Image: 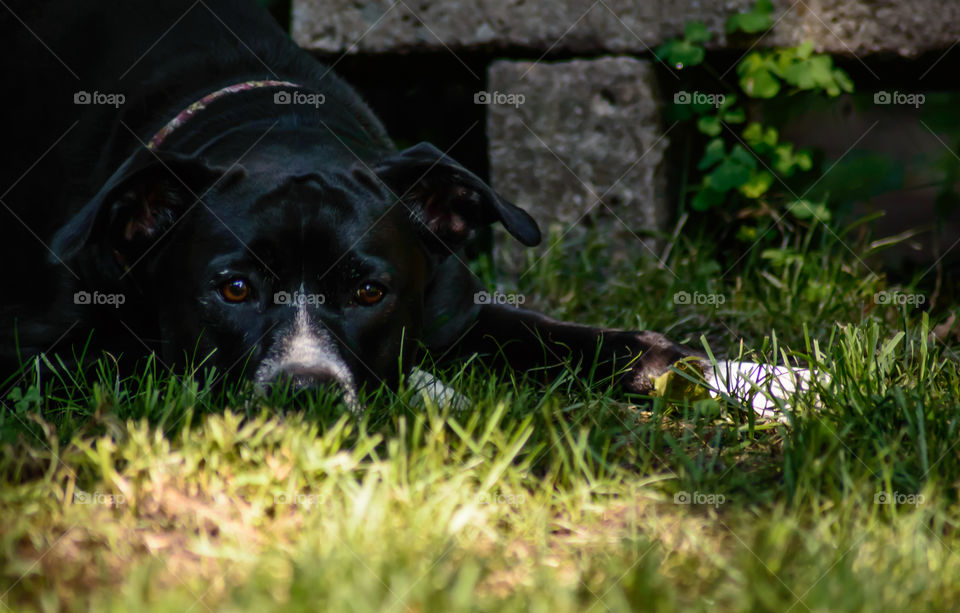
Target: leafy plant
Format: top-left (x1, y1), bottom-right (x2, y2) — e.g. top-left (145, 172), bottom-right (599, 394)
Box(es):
top-left (658, 0), bottom-right (854, 240)
top-left (725, 0), bottom-right (776, 35)
top-left (658, 21), bottom-right (712, 70)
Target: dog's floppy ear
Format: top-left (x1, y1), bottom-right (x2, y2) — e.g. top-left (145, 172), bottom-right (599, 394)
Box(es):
top-left (51, 151), bottom-right (226, 263)
top-left (374, 142), bottom-right (541, 252)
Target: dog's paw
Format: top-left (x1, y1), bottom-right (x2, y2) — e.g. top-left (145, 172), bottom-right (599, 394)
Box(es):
top-left (605, 330), bottom-right (706, 395)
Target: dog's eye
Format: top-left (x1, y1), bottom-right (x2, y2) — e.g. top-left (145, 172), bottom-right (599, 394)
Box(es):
top-left (219, 278), bottom-right (252, 303)
top-left (355, 282), bottom-right (385, 306)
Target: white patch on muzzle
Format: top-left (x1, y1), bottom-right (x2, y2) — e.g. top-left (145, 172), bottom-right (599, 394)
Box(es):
top-left (254, 304), bottom-right (360, 412)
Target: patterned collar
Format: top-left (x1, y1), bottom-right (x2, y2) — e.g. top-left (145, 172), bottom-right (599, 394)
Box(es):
top-left (147, 79), bottom-right (301, 150)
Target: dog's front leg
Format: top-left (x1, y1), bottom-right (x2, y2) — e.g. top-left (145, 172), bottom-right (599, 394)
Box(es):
top-left (446, 304), bottom-right (704, 394)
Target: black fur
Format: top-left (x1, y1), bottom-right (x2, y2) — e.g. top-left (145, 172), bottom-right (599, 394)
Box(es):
top-left (0, 0), bottom-right (701, 398)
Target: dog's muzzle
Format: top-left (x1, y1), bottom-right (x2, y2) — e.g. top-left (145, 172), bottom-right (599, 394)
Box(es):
top-left (253, 307), bottom-right (360, 412)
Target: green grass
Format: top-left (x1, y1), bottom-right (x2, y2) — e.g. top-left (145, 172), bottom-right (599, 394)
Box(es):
top-left (2, 218), bottom-right (959, 612)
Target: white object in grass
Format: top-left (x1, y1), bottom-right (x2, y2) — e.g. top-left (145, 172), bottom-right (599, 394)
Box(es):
top-left (407, 368), bottom-right (470, 411)
top-left (705, 360), bottom-right (828, 420)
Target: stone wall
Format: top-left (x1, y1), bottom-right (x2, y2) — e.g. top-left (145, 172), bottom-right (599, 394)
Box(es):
top-left (293, 1), bottom-right (960, 57)
top-left (486, 57), bottom-right (668, 270)
top-left (292, 0), bottom-right (960, 272)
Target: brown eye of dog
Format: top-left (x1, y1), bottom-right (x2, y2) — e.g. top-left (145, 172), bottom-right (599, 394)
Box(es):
top-left (220, 278), bottom-right (251, 303)
top-left (355, 282), bottom-right (385, 306)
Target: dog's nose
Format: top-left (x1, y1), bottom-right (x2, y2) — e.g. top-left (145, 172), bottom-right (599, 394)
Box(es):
top-left (262, 364), bottom-right (362, 413)
top-left (254, 357), bottom-right (362, 413)
top-left (275, 365), bottom-right (340, 391)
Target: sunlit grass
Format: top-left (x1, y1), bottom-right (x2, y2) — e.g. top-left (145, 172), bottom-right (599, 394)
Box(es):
top-left (1, 219), bottom-right (959, 611)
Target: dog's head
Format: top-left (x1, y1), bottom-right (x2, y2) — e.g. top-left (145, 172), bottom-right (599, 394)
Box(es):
top-left (52, 136), bottom-right (540, 406)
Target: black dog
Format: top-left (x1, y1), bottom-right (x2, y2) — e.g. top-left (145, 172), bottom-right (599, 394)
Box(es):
top-left (0, 0), bottom-right (700, 404)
